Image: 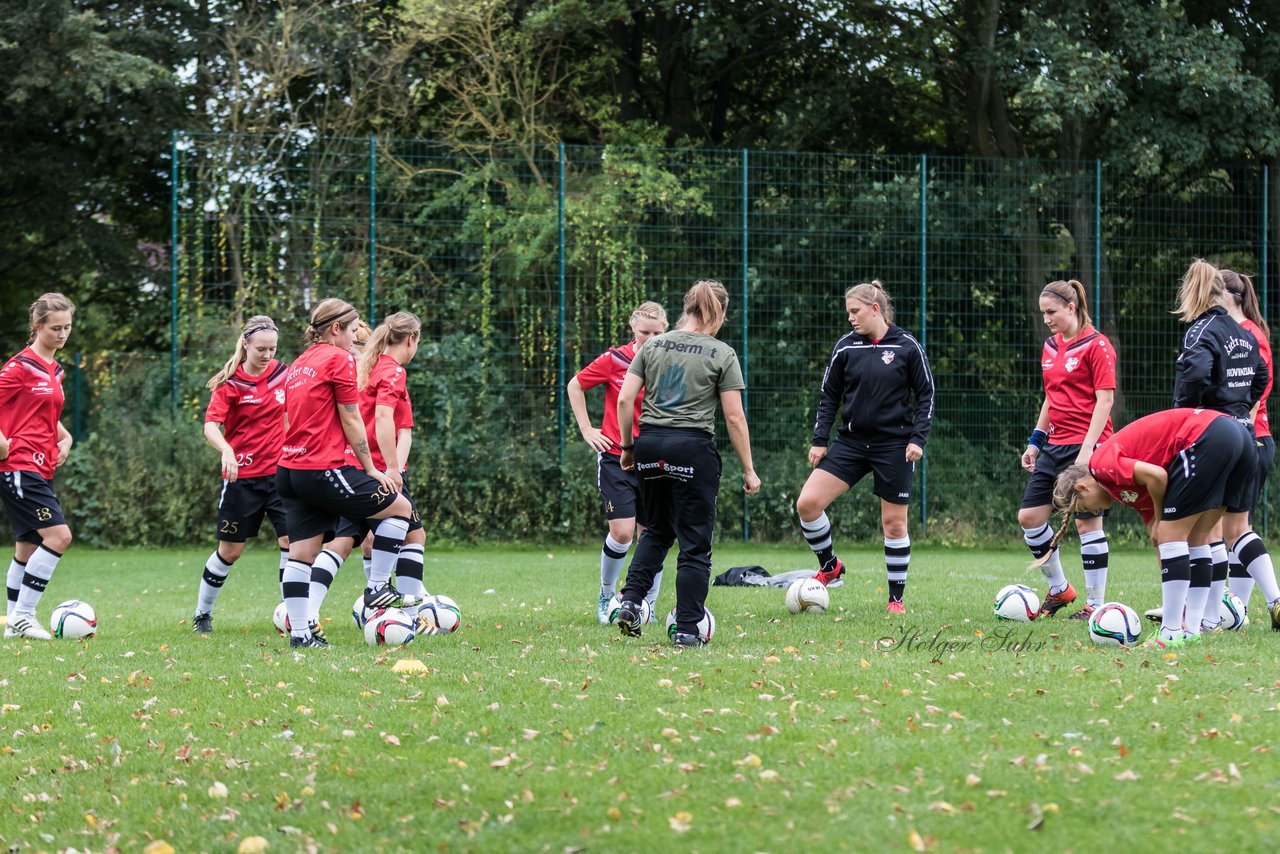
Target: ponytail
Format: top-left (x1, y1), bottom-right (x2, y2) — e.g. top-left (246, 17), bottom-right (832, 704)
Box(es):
top-left (845, 280), bottom-right (894, 324)
top-left (1221, 270), bottom-right (1269, 336)
top-left (1040, 279), bottom-right (1092, 330)
top-left (304, 298), bottom-right (358, 346)
top-left (207, 315), bottom-right (277, 389)
top-left (678, 279), bottom-right (729, 334)
top-left (358, 311), bottom-right (421, 390)
top-left (1174, 260), bottom-right (1224, 323)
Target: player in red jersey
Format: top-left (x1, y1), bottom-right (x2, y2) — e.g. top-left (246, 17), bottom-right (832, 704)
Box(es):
top-left (1018, 280), bottom-right (1116, 621)
top-left (276, 298), bottom-right (416, 649)
top-left (1051, 407), bottom-right (1256, 648)
top-left (1221, 270), bottom-right (1280, 623)
top-left (567, 301), bottom-right (668, 623)
top-left (192, 316), bottom-right (290, 634)
top-left (1, 293), bottom-right (76, 640)
top-left (307, 312), bottom-right (423, 625)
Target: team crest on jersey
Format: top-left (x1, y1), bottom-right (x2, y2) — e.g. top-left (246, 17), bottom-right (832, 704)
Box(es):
top-left (1064, 357), bottom-right (1079, 373)
top-left (275, 388), bottom-right (285, 404)
top-left (881, 351), bottom-right (895, 365)
top-left (1120, 490), bottom-right (1138, 504)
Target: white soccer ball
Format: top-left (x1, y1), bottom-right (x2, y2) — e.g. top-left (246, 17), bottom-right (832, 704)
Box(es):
top-left (785, 578), bottom-right (829, 614)
top-left (993, 584), bottom-right (1040, 622)
top-left (272, 601), bottom-right (291, 635)
top-left (364, 607), bottom-right (417, 646)
top-left (664, 604), bottom-right (716, 643)
top-left (1219, 592), bottom-right (1248, 631)
top-left (602, 595), bottom-right (655, 625)
top-left (351, 594), bottom-right (379, 630)
top-left (417, 594), bottom-right (461, 635)
top-left (50, 600), bottom-right (97, 639)
top-left (1087, 602), bottom-right (1142, 646)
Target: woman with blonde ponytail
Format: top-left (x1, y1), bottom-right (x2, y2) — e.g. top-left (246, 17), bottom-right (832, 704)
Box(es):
top-left (567, 300), bottom-right (669, 624)
top-left (1054, 407), bottom-right (1256, 649)
top-left (193, 316), bottom-right (291, 634)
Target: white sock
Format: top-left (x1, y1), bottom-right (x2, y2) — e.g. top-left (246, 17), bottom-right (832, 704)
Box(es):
top-left (6, 558), bottom-right (25, 618)
top-left (1079, 530), bottom-right (1108, 607)
top-left (600, 534), bottom-right (631, 596)
top-left (282, 559), bottom-right (312, 638)
top-left (15, 545), bottom-right (60, 616)
top-left (1024, 524), bottom-right (1067, 593)
top-left (308, 549), bottom-right (343, 623)
top-left (1234, 531), bottom-right (1280, 604)
top-left (369, 518), bottom-right (410, 588)
top-left (1158, 541), bottom-right (1190, 639)
top-left (1228, 555), bottom-right (1256, 610)
top-left (362, 555), bottom-right (373, 584)
top-left (645, 569), bottom-right (664, 609)
top-left (278, 548), bottom-right (289, 582)
top-left (395, 543), bottom-right (426, 602)
top-left (196, 550), bottom-right (232, 615)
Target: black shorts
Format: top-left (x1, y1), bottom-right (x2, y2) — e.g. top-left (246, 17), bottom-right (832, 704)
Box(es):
top-left (215, 475), bottom-right (287, 542)
top-left (597, 453), bottom-right (638, 520)
top-left (0, 470), bottom-right (66, 544)
top-left (816, 439), bottom-right (914, 504)
top-left (1162, 417), bottom-right (1253, 520)
top-left (330, 470), bottom-right (422, 544)
top-left (276, 466), bottom-right (402, 541)
top-left (1253, 435), bottom-right (1275, 514)
top-left (1021, 443), bottom-right (1106, 519)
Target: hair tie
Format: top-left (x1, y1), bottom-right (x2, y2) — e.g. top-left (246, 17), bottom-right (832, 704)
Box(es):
top-left (243, 324), bottom-right (276, 340)
top-left (310, 307), bottom-right (355, 330)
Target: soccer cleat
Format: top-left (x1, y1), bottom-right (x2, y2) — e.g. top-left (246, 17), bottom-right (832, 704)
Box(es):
top-left (1067, 603), bottom-right (1096, 622)
top-left (289, 632), bottom-right (329, 649)
top-left (363, 583), bottom-right (420, 612)
top-left (814, 557), bottom-right (845, 587)
top-left (1139, 631), bottom-right (1185, 651)
top-left (886, 600), bottom-right (905, 616)
top-left (308, 619), bottom-right (326, 640)
top-left (4, 614), bottom-right (51, 640)
top-left (1181, 632), bottom-right (1204, 645)
top-left (1035, 583), bottom-right (1077, 619)
top-left (1270, 599), bottom-right (1280, 632)
top-left (671, 631), bottom-right (706, 648)
top-left (596, 593), bottom-right (613, 625)
top-left (1143, 606), bottom-right (1163, 624)
top-left (192, 612), bottom-right (214, 634)
top-left (645, 601), bottom-right (660, 623)
top-left (616, 600), bottom-right (643, 638)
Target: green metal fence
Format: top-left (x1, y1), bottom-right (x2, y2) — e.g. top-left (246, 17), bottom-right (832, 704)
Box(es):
top-left (162, 133), bottom-right (1276, 543)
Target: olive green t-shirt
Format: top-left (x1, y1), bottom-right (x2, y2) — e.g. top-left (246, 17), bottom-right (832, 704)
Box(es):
top-left (629, 330), bottom-right (745, 433)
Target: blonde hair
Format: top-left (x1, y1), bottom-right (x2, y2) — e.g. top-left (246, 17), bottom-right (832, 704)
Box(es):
top-left (1174, 260), bottom-right (1224, 323)
top-left (29, 293), bottom-right (76, 343)
top-left (1041, 279), bottom-right (1092, 330)
top-left (358, 311), bottom-right (421, 390)
top-left (206, 315), bottom-right (278, 389)
top-left (845, 280), bottom-right (894, 324)
top-left (304, 298), bottom-right (359, 346)
top-left (1030, 464), bottom-right (1093, 564)
top-left (630, 300), bottom-right (669, 332)
top-left (678, 279), bottom-right (729, 333)
top-left (354, 320), bottom-right (373, 346)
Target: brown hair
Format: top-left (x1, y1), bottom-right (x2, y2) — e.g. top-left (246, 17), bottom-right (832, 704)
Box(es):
top-left (845, 280), bottom-right (894, 324)
top-left (29, 292), bottom-right (76, 343)
top-left (1174, 260), bottom-right (1224, 323)
top-left (678, 279), bottom-right (729, 334)
top-left (1221, 270), bottom-right (1269, 336)
top-left (1040, 279), bottom-right (1092, 330)
top-left (304, 298), bottom-right (359, 346)
top-left (630, 300), bottom-right (669, 332)
top-left (358, 311), bottom-right (421, 390)
top-left (1027, 464), bottom-right (1093, 566)
top-left (207, 315), bottom-right (278, 389)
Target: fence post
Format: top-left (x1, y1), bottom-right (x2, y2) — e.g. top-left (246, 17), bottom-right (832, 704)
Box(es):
top-left (1094, 159), bottom-right (1102, 325)
top-left (368, 137), bottom-right (377, 325)
top-left (741, 148), bottom-right (750, 541)
top-left (558, 142), bottom-right (567, 526)
top-left (170, 130), bottom-right (180, 416)
top-left (1263, 165), bottom-right (1270, 536)
top-left (918, 154), bottom-right (928, 536)
top-left (72, 352), bottom-right (83, 441)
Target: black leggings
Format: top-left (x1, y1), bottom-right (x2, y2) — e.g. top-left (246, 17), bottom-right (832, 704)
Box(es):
top-left (622, 426), bottom-right (722, 634)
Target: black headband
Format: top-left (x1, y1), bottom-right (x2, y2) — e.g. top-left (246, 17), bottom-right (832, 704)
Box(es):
top-left (309, 307), bottom-right (357, 330)
top-left (1041, 287), bottom-right (1074, 302)
top-left (243, 324), bottom-right (276, 340)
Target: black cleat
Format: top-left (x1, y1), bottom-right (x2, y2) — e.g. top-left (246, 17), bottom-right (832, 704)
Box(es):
top-left (616, 600), bottom-right (643, 638)
top-left (364, 583), bottom-right (421, 612)
top-left (671, 631), bottom-right (706, 648)
top-left (192, 612), bottom-right (213, 634)
top-left (289, 632), bottom-right (329, 649)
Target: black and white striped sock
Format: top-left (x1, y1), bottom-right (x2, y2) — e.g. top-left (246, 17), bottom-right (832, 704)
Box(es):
top-left (196, 550), bottom-right (232, 615)
top-left (369, 517), bottom-right (410, 588)
top-left (800, 512), bottom-right (836, 568)
top-left (885, 536), bottom-right (910, 601)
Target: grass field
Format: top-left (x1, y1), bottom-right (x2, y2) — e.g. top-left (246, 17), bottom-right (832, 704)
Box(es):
top-left (2, 542), bottom-right (1279, 852)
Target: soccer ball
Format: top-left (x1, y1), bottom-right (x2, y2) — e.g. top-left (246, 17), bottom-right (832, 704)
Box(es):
top-left (1219, 592), bottom-right (1248, 631)
top-left (1087, 602), bottom-right (1142, 646)
top-left (602, 595), bottom-right (653, 625)
top-left (351, 594), bottom-right (380, 630)
top-left (664, 604), bottom-right (716, 643)
top-left (785, 578), bottom-right (829, 614)
top-left (364, 607), bottom-right (417, 646)
top-left (418, 595), bottom-right (461, 635)
top-left (993, 584), bottom-right (1040, 622)
top-left (50, 600), bottom-right (97, 639)
top-left (272, 601), bottom-right (291, 635)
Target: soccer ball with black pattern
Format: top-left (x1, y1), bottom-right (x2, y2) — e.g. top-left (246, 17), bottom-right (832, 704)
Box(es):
top-left (1087, 602), bottom-right (1142, 647)
top-left (50, 600), bottom-right (97, 639)
top-left (785, 578), bottom-right (829, 614)
top-left (272, 601), bottom-right (292, 635)
top-left (663, 605), bottom-right (715, 644)
top-left (364, 607), bottom-right (417, 646)
top-left (417, 594), bottom-right (461, 635)
top-left (993, 584), bottom-right (1039, 622)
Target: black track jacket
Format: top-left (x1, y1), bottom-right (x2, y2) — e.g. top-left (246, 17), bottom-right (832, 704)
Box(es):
top-left (1173, 306), bottom-right (1269, 425)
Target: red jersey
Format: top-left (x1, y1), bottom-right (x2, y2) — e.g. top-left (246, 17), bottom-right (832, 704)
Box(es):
top-left (361, 354), bottom-right (413, 471)
top-left (574, 341), bottom-right (644, 455)
top-left (0, 347), bottom-right (65, 481)
top-left (1240, 318), bottom-right (1272, 439)
top-left (205, 360), bottom-right (289, 478)
top-left (1088, 408), bottom-right (1226, 523)
top-left (1041, 326), bottom-right (1116, 445)
top-left (279, 344), bottom-right (359, 470)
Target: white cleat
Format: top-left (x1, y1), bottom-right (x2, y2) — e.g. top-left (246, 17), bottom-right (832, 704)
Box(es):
top-left (4, 614), bottom-right (52, 640)
top-left (1143, 606), bottom-right (1163, 624)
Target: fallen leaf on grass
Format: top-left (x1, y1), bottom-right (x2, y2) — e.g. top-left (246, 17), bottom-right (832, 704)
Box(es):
top-left (237, 837), bottom-right (269, 853)
top-left (392, 659), bottom-right (427, 674)
top-left (1114, 769), bottom-right (1139, 781)
top-left (669, 811), bottom-right (693, 832)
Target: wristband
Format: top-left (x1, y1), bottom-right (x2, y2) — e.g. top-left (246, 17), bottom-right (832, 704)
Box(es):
top-left (619, 444), bottom-right (634, 451)
top-left (1027, 428), bottom-right (1048, 451)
